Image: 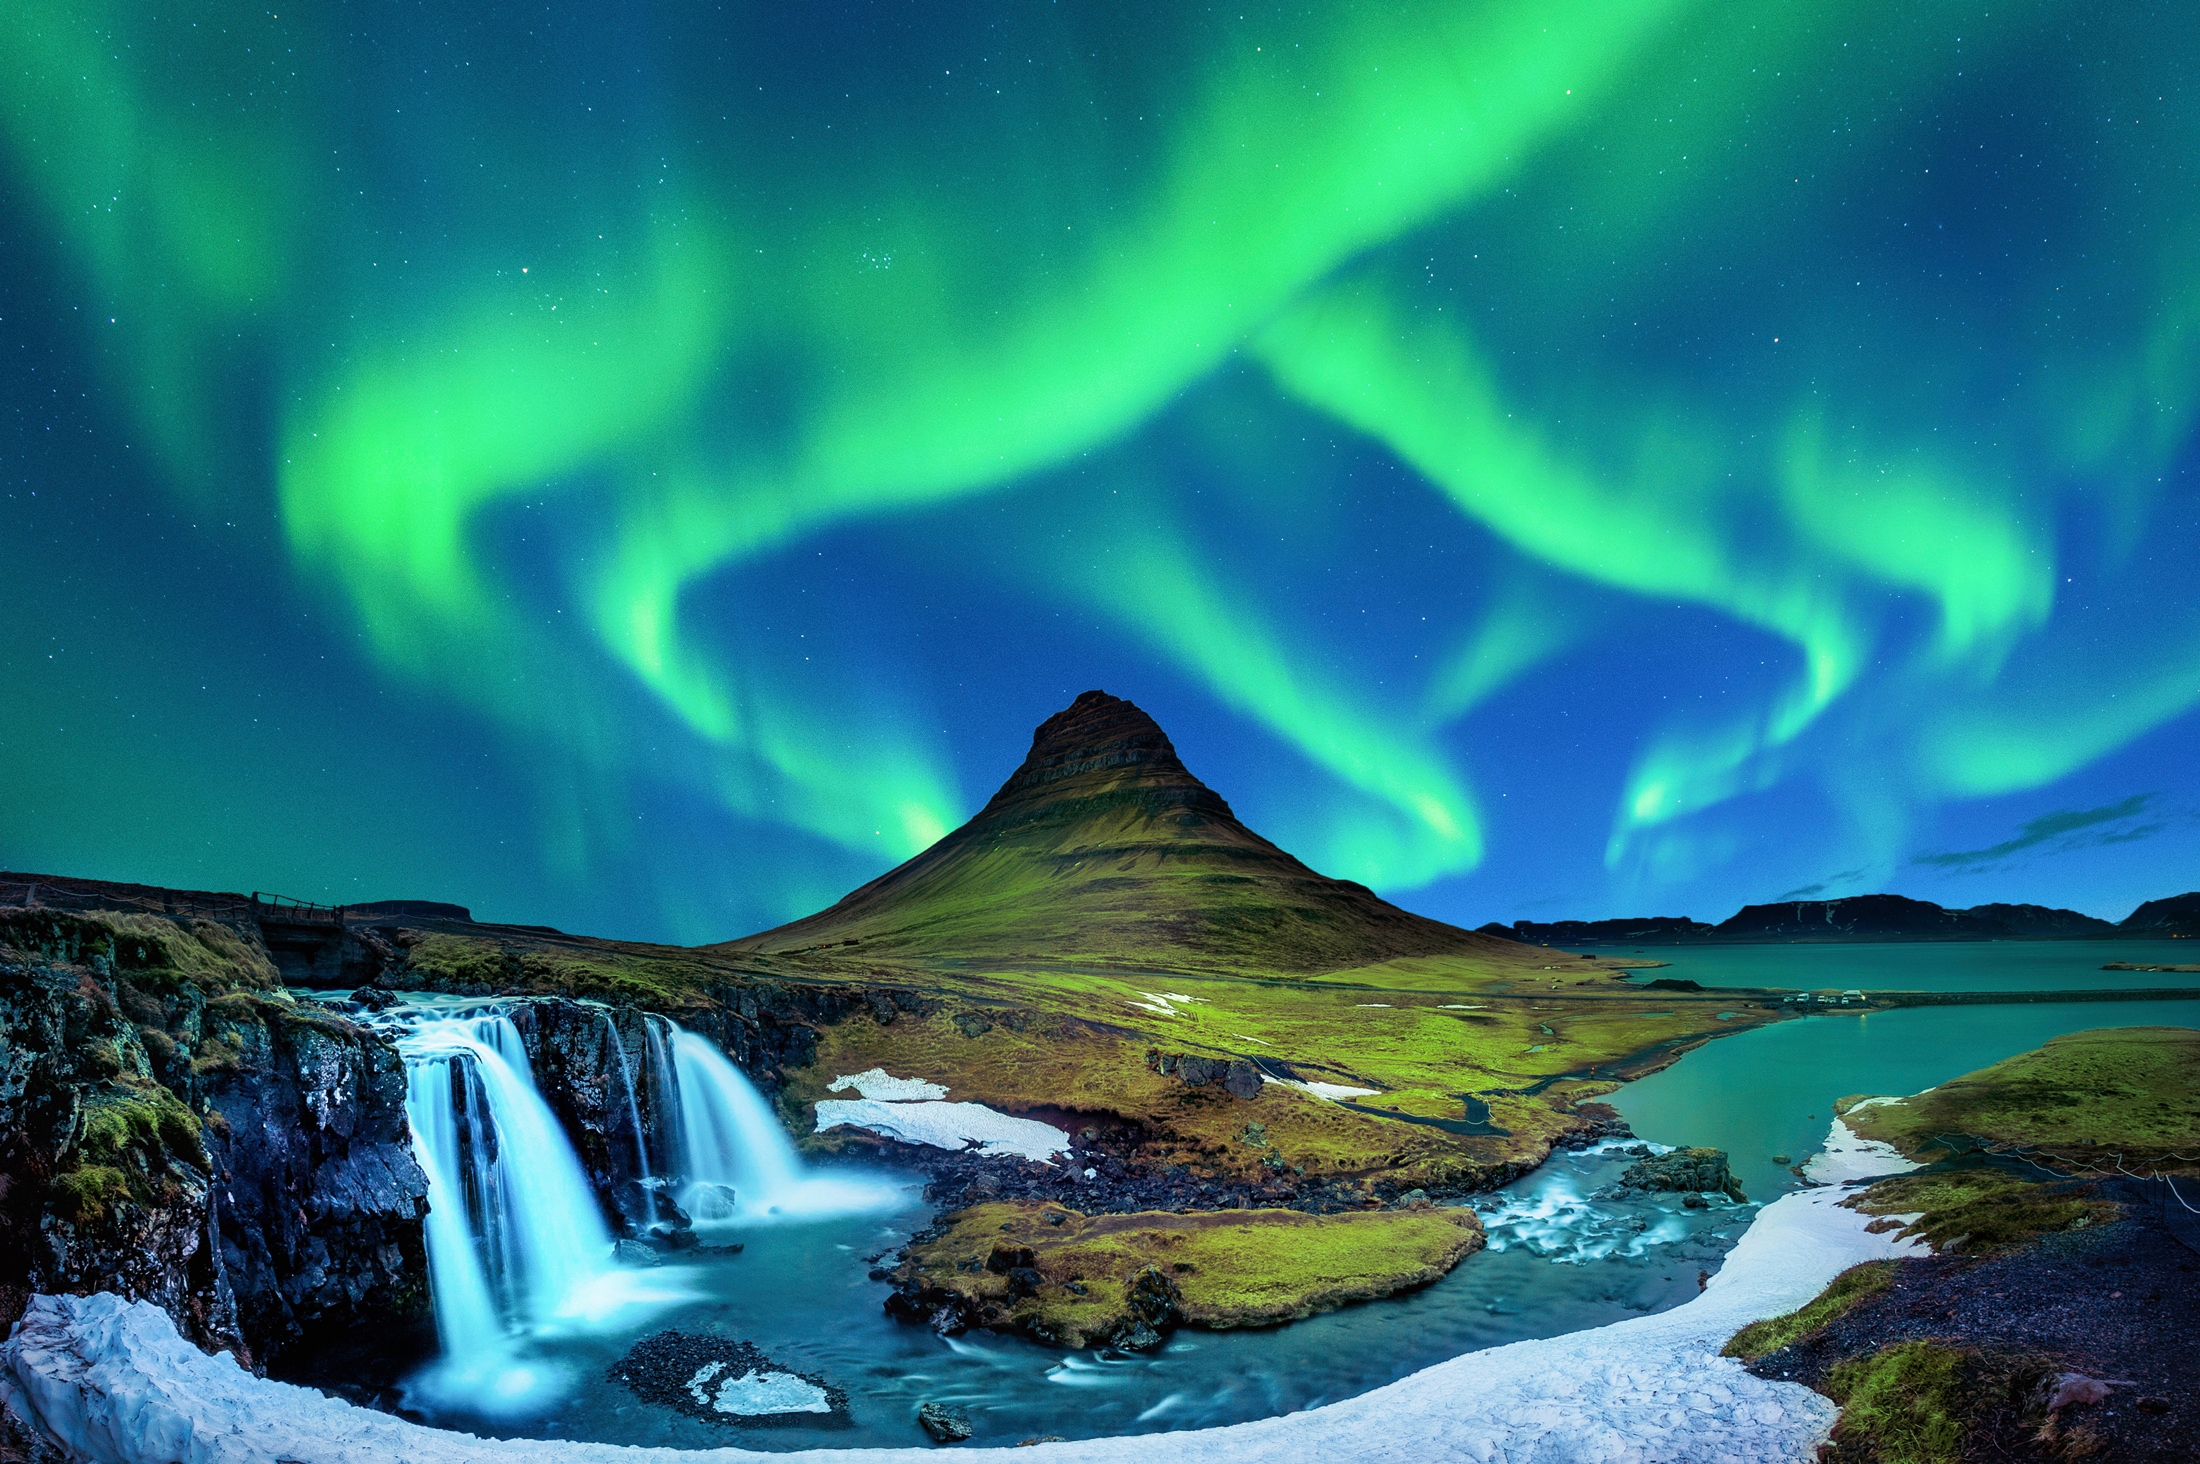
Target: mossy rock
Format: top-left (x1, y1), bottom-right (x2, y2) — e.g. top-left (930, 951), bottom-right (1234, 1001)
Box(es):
top-left (896, 1200), bottom-right (1483, 1348)
top-left (1822, 1340), bottom-right (1971, 1464)
top-left (1843, 1170), bottom-right (2113, 1253)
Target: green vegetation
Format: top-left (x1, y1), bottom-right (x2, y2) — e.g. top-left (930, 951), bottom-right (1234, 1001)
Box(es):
top-left (386, 696), bottom-right (1789, 1192)
top-left (1722, 1260), bottom-right (1895, 1360)
top-left (1821, 1341), bottom-right (1970, 1464)
top-left (75, 1084), bottom-right (205, 1170)
top-left (48, 1165), bottom-right (129, 1224)
top-left (1842, 1026), bottom-right (2200, 1171)
top-left (1844, 1170), bottom-right (2114, 1253)
top-left (898, 1200), bottom-right (1483, 1348)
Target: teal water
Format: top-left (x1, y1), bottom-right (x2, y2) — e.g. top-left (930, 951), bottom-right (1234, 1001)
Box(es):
top-left (1607, 939), bottom-right (2200, 992)
top-left (400, 975), bottom-right (2199, 1448)
top-left (1613, 999), bottom-right (2200, 1204)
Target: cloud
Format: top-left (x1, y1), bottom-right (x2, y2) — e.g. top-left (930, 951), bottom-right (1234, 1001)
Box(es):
top-left (1911, 794), bottom-right (2157, 872)
top-left (1774, 867), bottom-right (1869, 901)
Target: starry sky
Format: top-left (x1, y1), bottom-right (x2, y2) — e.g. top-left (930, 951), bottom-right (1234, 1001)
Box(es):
top-left (4, 1), bottom-right (2198, 944)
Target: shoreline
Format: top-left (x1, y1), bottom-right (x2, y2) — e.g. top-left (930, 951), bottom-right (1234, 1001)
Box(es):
top-left (3, 1137), bottom-right (1920, 1463)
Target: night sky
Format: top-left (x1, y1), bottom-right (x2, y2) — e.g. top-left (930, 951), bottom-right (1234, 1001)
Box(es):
top-left (4, 2), bottom-right (2197, 943)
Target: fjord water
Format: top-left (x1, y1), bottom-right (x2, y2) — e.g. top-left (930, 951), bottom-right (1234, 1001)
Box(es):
top-left (1617, 938), bottom-right (2200, 992)
top-left (1612, 997), bottom-right (2200, 1207)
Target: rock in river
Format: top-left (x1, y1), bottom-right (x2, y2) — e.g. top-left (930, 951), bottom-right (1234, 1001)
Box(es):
top-left (1618, 1146), bottom-right (1747, 1202)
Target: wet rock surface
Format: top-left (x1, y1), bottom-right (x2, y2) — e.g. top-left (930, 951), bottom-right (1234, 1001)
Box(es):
top-left (1748, 1178), bottom-right (2197, 1462)
top-left (915, 1400), bottom-right (973, 1442)
top-left (609, 1330), bottom-right (849, 1427)
top-left (0, 908), bottom-right (428, 1371)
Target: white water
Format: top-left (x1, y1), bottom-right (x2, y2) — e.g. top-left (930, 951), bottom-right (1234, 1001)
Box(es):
top-left (601, 1010), bottom-right (655, 1201)
top-left (396, 1009), bottom-right (693, 1412)
top-left (665, 1026), bottom-right (897, 1222)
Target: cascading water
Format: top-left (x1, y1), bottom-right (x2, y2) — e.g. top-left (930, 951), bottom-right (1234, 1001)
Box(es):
top-left (392, 1003), bottom-right (691, 1411)
top-left (660, 1021), bottom-right (898, 1222)
top-left (670, 1028), bottom-right (805, 1217)
top-left (599, 1010), bottom-right (658, 1219)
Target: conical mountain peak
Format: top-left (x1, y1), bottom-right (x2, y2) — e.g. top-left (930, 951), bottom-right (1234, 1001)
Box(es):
top-left (965, 690), bottom-right (1242, 837)
top-left (718, 692), bottom-right (1511, 973)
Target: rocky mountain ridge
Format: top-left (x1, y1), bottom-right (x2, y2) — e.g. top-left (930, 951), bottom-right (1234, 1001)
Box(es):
top-left (1484, 890), bottom-right (2200, 946)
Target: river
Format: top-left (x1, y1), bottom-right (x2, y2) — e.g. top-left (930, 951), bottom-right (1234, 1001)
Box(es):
top-left (401, 963), bottom-right (2199, 1451)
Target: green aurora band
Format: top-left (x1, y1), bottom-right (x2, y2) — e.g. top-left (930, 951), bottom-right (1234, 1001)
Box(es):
top-left (5, 0), bottom-right (2198, 920)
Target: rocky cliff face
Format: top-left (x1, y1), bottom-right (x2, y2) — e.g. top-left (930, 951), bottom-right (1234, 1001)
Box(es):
top-left (0, 909), bottom-right (427, 1371)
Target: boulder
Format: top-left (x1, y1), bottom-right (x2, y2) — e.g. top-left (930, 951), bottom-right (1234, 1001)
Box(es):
top-left (917, 1401), bottom-right (974, 1442)
top-left (1617, 1147), bottom-right (1746, 1202)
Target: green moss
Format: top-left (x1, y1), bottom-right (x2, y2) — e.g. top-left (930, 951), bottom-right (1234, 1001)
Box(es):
top-left (84, 912), bottom-right (279, 992)
top-left (74, 1084), bottom-right (205, 1170)
top-left (1823, 1341), bottom-right (1969, 1464)
top-left (901, 1201), bottom-right (1484, 1347)
top-left (1845, 1170), bottom-right (2114, 1252)
top-left (50, 1165), bottom-right (130, 1224)
top-left (1843, 1026), bottom-right (2200, 1170)
top-left (1723, 1260), bottom-right (1896, 1360)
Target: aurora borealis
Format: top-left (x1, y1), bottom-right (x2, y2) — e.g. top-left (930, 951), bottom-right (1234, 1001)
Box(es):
top-left (3, 1), bottom-right (2197, 941)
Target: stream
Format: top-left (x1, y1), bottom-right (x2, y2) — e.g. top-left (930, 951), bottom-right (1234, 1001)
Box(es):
top-left (362, 951), bottom-right (2199, 1451)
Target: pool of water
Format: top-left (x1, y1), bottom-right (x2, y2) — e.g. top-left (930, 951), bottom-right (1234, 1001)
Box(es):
top-left (1609, 939), bottom-right (2200, 992)
top-left (411, 1144), bottom-right (1748, 1450)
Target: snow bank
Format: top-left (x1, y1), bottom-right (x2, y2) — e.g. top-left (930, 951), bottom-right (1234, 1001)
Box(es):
top-left (1276, 1079), bottom-right (1380, 1100)
top-left (813, 1098), bottom-right (1070, 1162)
top-left (4, 1166), bottom-right (1923, 1464)
top-left (1803, 1116), bottom-right (1920, 1185)
top-left (825, 1069), bottom-right (949, 1101)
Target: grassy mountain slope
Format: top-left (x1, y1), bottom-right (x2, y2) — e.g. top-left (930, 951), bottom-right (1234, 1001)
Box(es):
top-left (715, 690), bottom-right (1536, 976)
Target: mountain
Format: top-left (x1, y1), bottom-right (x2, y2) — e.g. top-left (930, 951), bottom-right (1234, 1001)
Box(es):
top-left (1478, 916), bottom-right (1717, 946)
top-left (1963, 902), bottom-right (2119, 938)
top-left (1717, 895), bottom-right (2023, 941)
top-left (2121, 892), bottom-right (2200, 938)
top-left (1489, 893), bottom-right (2138, 946)
top-left (717, 690), bottom-right (1524, 973)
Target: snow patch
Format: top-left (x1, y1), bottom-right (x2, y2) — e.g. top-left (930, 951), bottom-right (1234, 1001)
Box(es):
top-left (1803, 1117), bottom-right (1922, 1185)
top-left (825, 1068), bottom-right (947, 1101)
top-left (1279, 1080), bottom-right (1381, 1101)
top-left (814, 1098), bottom-right (1070, 1162)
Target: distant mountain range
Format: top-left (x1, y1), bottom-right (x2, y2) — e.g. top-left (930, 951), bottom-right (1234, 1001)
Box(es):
top-left (1481, 891), bottom-right (2200, 946)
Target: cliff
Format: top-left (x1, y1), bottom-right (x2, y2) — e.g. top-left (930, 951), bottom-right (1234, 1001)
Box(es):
top-left (0, 908), bottom-right (428, 1371)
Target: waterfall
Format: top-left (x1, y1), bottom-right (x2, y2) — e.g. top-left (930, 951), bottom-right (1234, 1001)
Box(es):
top-left (670, 1028), bottom-right (805, 1216)
top-left (662, 1023), bottom-right (897, 1221)
top-left (393, 1004), bottom-right (694, 1411)
top-left (600, 1010), bottom-right (656, 1214)
top-left (642, 1014), bottom-right (679, 1174)
top-left (401, 1014), bottom-right (617, 1330)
